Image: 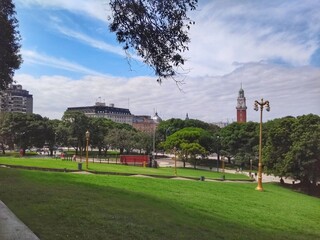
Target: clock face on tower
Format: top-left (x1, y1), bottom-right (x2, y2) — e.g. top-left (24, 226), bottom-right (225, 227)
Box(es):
top-left (237, 98), bottom-right (246, 108)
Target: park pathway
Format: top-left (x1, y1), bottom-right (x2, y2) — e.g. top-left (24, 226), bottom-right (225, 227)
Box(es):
top-left (0, 200), bottom-right (39, 240)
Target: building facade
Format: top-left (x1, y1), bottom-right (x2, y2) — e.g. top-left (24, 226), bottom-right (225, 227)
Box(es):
top-left (132, 112), bottom-right (162, 133)
top-left (0, 84), bottom-right (33, 114)
top-left (236, 85), bottom-right (247, 123)
top-left (132, 115), bottom-right (156, 133)
top-left (67, 102), bottom-right (133, 125)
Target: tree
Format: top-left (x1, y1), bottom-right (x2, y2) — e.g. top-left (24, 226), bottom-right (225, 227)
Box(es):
top-left (162, 127), bottom-right (211, 168)
top-left (132, 131), bottom-right (153, 154)
top-left (43, 119), bottom-right (61, 156)
top-left (61, 111), bottom-right (90, 155)
top-left (89, 117), bottom-right (114, 155)
top-left (180, 142), bottom-right (206, 169)
top-left (264, 115), bottom-right (320, 186)
top-left (0, 0), bottom-right (22, 90)
top-left (157, 118), bottom-right (219, 143)
top-left (106, 128), bottom-right (136, 154)
top-left (0, 113), bottom-right (47, 155)
top-left (263, 117), bottom-right (296, 177)
top-left (219, 122), bottom-right (259, 166)
top-left (109, 0), bottom-right (198, 82)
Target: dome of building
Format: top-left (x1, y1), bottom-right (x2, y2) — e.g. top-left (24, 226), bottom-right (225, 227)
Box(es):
top-left (152, 112), bottom-right (162, 123)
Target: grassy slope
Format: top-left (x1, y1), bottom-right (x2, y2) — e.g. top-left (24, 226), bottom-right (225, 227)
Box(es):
top-left (0, 168), bottom-right (319, 240)
top-left (0, 157), bottom-right (248, 180)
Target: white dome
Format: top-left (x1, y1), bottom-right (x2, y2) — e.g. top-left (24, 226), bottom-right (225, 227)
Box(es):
top-left (152, 112), bottom-right (162, 123)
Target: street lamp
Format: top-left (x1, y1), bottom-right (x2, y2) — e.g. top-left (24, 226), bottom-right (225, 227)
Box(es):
top-left (152, 112), bottom-right (161, 167)
top-left (173, 147), bottom-right (177, 176)
top-left (216, 135), bottom-right (220, 172)
top-left (254, 98), bottom-right (270, 191)
top-left (85, 130), bottom-right (90, 170)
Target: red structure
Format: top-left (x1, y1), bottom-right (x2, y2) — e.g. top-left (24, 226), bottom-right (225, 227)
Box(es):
top-left (236, 85), bottom-right (247, 123)
top-left (120, 155), bottom-right (150, 166)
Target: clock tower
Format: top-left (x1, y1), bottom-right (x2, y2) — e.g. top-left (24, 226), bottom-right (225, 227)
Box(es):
top-left (236, 85), bottom-right (247, 123)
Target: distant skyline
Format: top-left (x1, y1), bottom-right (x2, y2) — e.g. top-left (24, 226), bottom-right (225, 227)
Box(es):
top-left (13, 0), bottom-right (320, 122)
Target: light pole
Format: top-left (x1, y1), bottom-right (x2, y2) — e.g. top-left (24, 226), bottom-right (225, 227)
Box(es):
top-left (216, 135), bottom-right (220, 172)
top-left (254, 98), bottom-right (270, 191)
top-left (152, 112), bottom-right (161, 167)
top-left (173, 147), bottom-right (177, 176)
top-left (249, 159), bottom-right (253, 178)
top-left (222, 156), bottom-right (225, 173)
top-left (85, 130), bottom-right (90, 170)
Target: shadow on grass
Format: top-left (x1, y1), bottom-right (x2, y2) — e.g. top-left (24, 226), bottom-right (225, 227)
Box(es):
top-left (279, 182), bottom-right (320, 198)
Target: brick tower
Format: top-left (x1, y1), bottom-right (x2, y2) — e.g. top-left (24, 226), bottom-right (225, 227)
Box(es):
top-left (236, 85), bottom-right (247, 123)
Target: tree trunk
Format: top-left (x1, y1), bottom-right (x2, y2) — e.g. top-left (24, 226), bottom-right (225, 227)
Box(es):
top-left (1, 143), bottom-right (5, 154)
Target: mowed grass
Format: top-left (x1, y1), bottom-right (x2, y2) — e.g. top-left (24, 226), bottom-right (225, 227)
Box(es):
top-left (0, 157), bottom-right (249, 180)
top-left (0, 168), bottom-right (319, 240)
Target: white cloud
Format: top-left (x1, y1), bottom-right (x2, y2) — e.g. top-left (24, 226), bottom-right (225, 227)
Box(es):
top-left (52, 24), bottom-right (140, 61)
top-left (16, 0), bottom-right (109, 22)
top-left (184, 0), bottom-right (320, 77)
top-left (14, 63), bottom-right (320, 123)
top-left (22, 50), bottom-right (107, 76)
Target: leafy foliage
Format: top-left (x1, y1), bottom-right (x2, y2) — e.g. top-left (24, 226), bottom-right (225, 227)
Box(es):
top-left (0, 0), bottom-right (22, 90)
top-left (157, 117), bottom-right (219, 142)
top-left (219, 122), bottom-right (259, 166)
top-left (0, 113), bottom-right (48, 154)
top-left (264, 114), bottom-right (320, 185)
top-left (109, 0), bottom-right (198, 82)
top-left (162, 127), bottom-right (213, 167)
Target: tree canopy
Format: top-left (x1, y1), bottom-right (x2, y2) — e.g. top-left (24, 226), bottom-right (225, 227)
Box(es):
top-left (0, 0), bottom-right (22, 90)
top-left (162, 127), bottom-right (213, 167)
top-left (263, 114), bottom-right (320, 186)
top-left (109, 0), bottom-right (198, 82)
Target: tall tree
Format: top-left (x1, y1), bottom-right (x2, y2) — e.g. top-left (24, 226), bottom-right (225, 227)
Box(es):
top-left (162, 127), bottom-right (211, 168)
top-left (0, 0), bottom-right (22, 90)
top-left (89, 117), bottom-right (114, 155)
top-left (106, 128), bottom-right (136, 154)
top-left (61, 111), bottom-right (90, 155)
top-left (109, 0), bottom-right (197, 82)
top-left (219, 122), bottom-right (259, 166)
top-left (264, 115), bottom-right (320, 186)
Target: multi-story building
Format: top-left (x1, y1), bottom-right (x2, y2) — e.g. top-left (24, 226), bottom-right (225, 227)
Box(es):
top-left (236, 85), bottom-right (247, 123)
top-left (0, 84), bottom-right (33, 114)
top-left (67, 102), bottom-right (133, 125)
top-left (133, 112), bottom-right (162, 133)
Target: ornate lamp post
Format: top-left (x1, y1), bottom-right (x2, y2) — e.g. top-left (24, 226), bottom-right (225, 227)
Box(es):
top-left (254, 98), bottom-right (270, 191)
top-left (85, 130), bottom-right (90, 170)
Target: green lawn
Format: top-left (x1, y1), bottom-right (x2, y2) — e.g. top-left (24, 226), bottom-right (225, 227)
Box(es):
top-left (0, 157), bottom-right (249, 180)
top-left (0, 168), bottom-right (319, 240)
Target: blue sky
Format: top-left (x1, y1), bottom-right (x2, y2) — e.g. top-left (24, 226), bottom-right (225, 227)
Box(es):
top-left (14, 0), bottom-right (320, 122)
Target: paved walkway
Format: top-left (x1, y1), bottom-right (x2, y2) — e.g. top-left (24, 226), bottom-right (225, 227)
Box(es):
top-left (0, 200), bottom-right (39, 240)
top-left (156, 157), bottom-right (299, 184)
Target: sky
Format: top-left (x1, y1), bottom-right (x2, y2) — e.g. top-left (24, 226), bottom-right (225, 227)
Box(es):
top-left (13, 0), bottom-right (320, 123)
